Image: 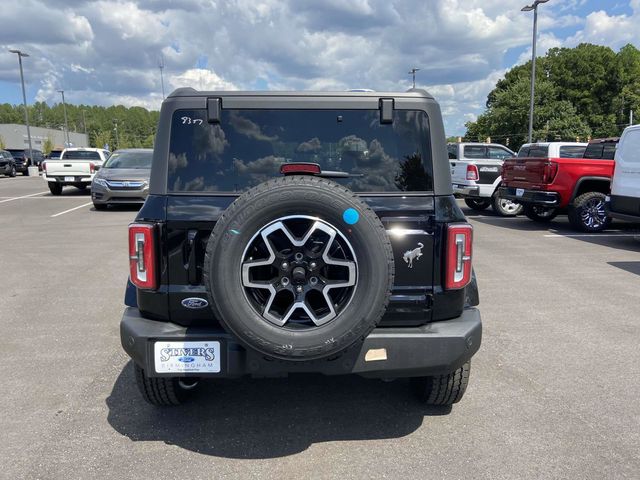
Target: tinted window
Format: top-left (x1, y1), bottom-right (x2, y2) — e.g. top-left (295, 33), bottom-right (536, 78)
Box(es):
top-left (447, 144), bottom-right (457, 159)
top-left (7, 149), bottom-right (25, 158)
top-left (463, 146), bottom-right (487, 159)
top-left (519, 146), bottom-right (549, 158)
top-left (584, 143), bottom-right (617, 160)
top-left (488, 146), bottom-right (513, 160)
top-left (103, 150), bottom-right (152, 169)
top-left (559, 146), bottom-right (586, 158)
top-left (168, 109), bottom-right (433, 193)
top-left (61, 150), bottom-right (101, 160)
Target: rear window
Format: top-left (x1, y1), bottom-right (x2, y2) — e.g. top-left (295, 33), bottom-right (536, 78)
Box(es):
top-left (61, 150), bottom-right (101, 160)
top-left (447, 144), bottom-right (457, 159)
top-left (583, 143), bottom-right (617, 160)
top-left (103, 150), bottom-right (152, 169)
top-left (518, 146), bottom-right (549, 158)
top-left (559, 146), bottom-right (586, 158)
top-left (7, 149), bottom-right (25, 158)
top-left (463, 146), bottom-right (487, 159)
top-left (167, 109), bottom-right (433, 193)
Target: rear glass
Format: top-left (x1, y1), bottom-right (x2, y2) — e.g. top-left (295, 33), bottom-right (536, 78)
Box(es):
top-left (7, 149), bottom-right (25, 158)
top-left (463, 146), bottom-right (486, 159)
top-left (167, 109), bottom-right (433, 193)
top-left (62, 150), bottom-right (101, 160)
top-left (559, 146), bottom-right (586, 158)
top-left (518, 146), bottom-right (549, 158)
top-left (583, 143), bottom-right (617, 160)
top-left (103, 151), bottom-right (152, 169)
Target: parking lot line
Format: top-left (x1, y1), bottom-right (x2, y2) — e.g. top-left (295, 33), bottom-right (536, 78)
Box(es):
top-left (50, 202), bottom-right (93, 217)
top-left (0, 191), bottom-right (49, 203)
top-left (544, 233), bottom-right (639, 238)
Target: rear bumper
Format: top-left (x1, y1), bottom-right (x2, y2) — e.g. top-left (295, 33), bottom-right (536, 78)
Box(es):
top-left (498, 186), bottom-right (560, 206)
top-left (120, 307), bottom-right (482, 378)
top-left (453, 184), bottom-right (481, 197)
top-left (44, 174), bottom-right (93, 184)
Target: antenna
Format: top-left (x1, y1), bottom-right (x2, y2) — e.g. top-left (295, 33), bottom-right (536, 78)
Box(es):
top-left (158, 55), bottom-right (165, 99)
top-left (408, 68), bottom-right (420, 89)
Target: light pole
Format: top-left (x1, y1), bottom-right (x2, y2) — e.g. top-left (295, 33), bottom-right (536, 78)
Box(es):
top-left (522, 0), bottom-right (549, 143)
top-left (158, 55), bottom-right (166, 100)
top-left (8, 49), bottom-right (34, 164)
top-left (58, 90), bottom-right (70, 146)
top-left (113, 120), bottom-right (119, 150)
top-left (408, 68), bottom-right (420, 89)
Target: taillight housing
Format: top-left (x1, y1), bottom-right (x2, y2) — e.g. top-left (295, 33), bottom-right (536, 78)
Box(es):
top-left (128, 223), bottom-right (157, 290)
top-left (89, 162), bottom-right (96, 174)
top-left (542, 161), bottom-right (558, 184)
top-left (445, 224), bottom-right (473, 290)
top-left (466, 164), bottom-right (479, 181)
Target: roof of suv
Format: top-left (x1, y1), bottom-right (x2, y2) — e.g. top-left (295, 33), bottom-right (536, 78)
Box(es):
top-left (167, 87), bottom-right (435, 100)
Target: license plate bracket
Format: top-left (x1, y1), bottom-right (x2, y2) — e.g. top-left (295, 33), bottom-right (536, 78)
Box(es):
top-left (64, 176), bottom-right (75, 182)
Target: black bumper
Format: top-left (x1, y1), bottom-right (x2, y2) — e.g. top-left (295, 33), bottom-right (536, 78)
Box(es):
top-left (498, 187), bottom-right (559, 206)
top-left (120, 307), bottom-right (482, 379)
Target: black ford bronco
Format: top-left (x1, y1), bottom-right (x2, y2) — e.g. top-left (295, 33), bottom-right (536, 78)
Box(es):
top-left (121, 88), bottom-right (481, 406)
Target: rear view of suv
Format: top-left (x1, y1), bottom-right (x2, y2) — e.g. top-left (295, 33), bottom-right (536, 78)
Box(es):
top-left (120, 89), bottom-right (481, 408)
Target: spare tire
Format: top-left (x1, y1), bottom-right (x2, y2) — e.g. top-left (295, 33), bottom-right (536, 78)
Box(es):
top-left (203, 175), bottom-right (394, 361)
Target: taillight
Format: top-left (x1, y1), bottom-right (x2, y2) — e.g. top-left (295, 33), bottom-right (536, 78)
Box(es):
top-left (42, 162), bottom-right (47, 173)
top-left (466, 164), bottom-right (479, 181)
top-left (128, 223), bottom-right (157, 290)
top-left (89, 162), bottom-right (95, 174)
top-left (542, 161), bottom-right (558, 184)
top-left (445, 224), bottom-right (473, 290)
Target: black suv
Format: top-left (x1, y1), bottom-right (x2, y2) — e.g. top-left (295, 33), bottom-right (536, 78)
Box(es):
top-left (0, 150), bottom-right (17, 177)
top-left (7, 148), bottom-right (44, 175)
top-left (121, 89), bottom-right (482, 407)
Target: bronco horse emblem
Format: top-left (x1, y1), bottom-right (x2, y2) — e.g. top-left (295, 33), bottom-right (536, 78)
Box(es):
top-left (403, 242), bottom-right (424, 268)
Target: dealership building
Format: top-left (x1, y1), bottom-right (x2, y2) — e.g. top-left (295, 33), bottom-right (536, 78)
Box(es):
top-left (0, 124), bottom-right (88, 150)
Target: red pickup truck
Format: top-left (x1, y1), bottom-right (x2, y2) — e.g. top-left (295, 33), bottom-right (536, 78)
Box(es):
top-left (499, 139), bottom-right (618, 232)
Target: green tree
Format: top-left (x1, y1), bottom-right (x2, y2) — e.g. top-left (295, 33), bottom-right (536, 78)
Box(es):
top-left (0, 134), bottom-right (5, 149)
top-left (92, 130), bottom-right (112, 149)
top-left (42, 137), bottom-right (54, 155)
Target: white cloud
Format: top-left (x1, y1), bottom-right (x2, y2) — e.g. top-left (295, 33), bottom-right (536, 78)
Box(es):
top-left (0, 0), bottom-right (637, 135)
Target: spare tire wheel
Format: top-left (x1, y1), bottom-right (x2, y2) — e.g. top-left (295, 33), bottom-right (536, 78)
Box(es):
top-left (203, 176), bottom-right (394, 361)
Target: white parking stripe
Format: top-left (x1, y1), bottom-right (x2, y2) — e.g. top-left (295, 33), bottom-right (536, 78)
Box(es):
top-left (544, 233), bottom-right (639, 238)
top-left (0, 191), bottom-right (49, 203)
top-left (50, 202), bottom-right (93, 217)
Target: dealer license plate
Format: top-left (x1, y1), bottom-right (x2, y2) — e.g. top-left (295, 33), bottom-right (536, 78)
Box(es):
top-left (154, 341), bottom-right (221, 373)
top-left (64, 176), bottom-right (75, 182)
top-left (516, 188), bottom-right (524, 197)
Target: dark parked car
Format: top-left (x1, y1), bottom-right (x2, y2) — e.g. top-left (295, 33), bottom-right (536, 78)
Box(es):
top-left (121, 88), bottom-right (482, 407)
top-left (0, 150), bottom-right (16, 177)
top-left (7, 148), bottom-right (45, 175)
top-left (91, 148), bottom-right (153, 209)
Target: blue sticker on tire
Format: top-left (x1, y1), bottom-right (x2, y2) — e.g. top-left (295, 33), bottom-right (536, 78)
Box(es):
top-left (343, 208), bottom-right (359, 225)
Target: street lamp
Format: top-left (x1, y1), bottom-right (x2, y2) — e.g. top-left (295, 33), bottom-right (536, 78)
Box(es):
top-left (8, 49), bottom-right (34, 167)
top-left (522, 0), bottom-right (549, 143)
top-left (58, 90), bottom-right (70, 146)
top-left (408, 68), bottom-right (420, 89)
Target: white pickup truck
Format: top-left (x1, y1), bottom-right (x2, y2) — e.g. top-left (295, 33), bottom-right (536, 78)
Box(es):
top-left (448, 142), bottom-right (522, 216)
top-left (42, 148), bottom-right (111, 195)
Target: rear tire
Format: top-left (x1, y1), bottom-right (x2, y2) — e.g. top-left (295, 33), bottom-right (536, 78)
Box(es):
top-left (523, 204), bottom-right (557, 222)
top-left (76, 184), bottom-right (87, 191)
top-left (568, 192), bottom-right (611, 233)
top-left (411, 362), bottom-right (471, 406)
top-left (492, 192), bottom-right (523, 217)
top-left (22, 170), bottom-right (29, 176)
top-left (464, 198), bottom-right (491, 211)
top-left (48, 183), bottom-right (63, 195)
top-left (9, 166), bottom-right (16, 177)
top-left (134, 364), bottom-right (198, 406)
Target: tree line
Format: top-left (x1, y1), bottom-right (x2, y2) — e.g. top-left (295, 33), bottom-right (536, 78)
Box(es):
top-left (464, 43), bottom-right (640, 150)
top-left (0, 101), bottom-right (160, 152)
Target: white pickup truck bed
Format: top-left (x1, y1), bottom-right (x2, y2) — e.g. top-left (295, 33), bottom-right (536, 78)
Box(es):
top-left (43, 148), bottom-right (110, 195)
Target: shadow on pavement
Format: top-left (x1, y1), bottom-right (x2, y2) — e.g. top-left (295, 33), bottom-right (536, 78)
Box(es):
top-left (106, 362), bottom-right (448, 459)
top-left (608, 261), bottom-right (640, 277)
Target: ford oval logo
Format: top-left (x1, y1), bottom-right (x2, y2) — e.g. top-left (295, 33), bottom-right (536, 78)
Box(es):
top-left (178, 356), bottom-right (195, 363)
top-left (181, 297), bottom-right (209, 309)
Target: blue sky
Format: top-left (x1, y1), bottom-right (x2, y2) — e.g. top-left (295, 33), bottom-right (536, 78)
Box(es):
top-left (1, 0), bottom-right (638, 135)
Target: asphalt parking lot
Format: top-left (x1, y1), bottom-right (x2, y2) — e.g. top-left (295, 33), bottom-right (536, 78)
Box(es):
top-left (1, 175), bottom-right (639, 479)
